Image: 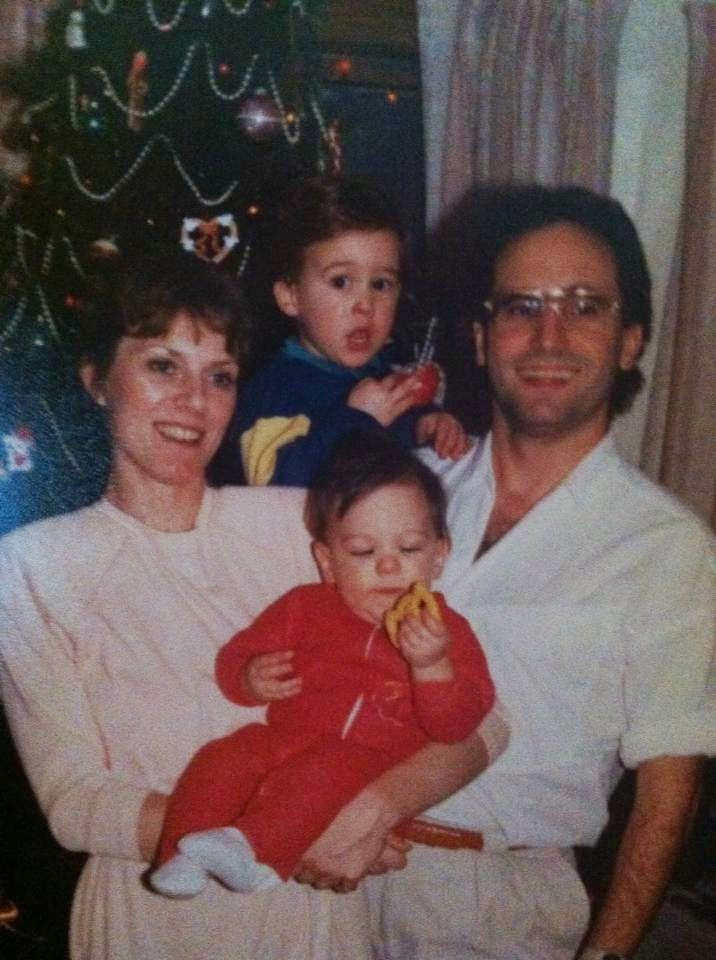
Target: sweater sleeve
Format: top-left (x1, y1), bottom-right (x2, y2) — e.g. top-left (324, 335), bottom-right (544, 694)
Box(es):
top-left (411, 595), bottom-right (496, 743)
top-left (0, 542), bottom-right (146, 862)
top-left (216, 586), bottom-right (306, 705)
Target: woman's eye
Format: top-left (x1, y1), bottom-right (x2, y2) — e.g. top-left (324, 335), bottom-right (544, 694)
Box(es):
top-left (211, 370), bottom-right (237, 390)
top-left (147, 357), bottom-right (176, 374)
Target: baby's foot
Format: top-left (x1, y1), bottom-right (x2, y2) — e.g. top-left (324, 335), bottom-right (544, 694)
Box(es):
top-left (149, 853), bottom-right (209, 899)
top-left (179, 827), bottom-right (281, 894)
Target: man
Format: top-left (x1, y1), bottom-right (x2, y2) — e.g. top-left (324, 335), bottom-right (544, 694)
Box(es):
top-left (346, 186), bottom-right (714, 959)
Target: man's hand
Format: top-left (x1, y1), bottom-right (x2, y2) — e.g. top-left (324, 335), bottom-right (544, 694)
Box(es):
top-left (294, 783), bottom-right (410, 892)
top-left (416, 412), bottom-right (471, 459)
top-left (244, 650), bottom-right (302, 702)
top-left (347, 374), bottom-right (422, 426)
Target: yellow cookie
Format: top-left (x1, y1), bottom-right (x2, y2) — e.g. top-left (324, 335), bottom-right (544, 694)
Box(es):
top-left (384, 581), bottom-right (441, 646)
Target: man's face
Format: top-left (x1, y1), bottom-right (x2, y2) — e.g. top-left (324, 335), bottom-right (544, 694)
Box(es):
top-left (475, 222), bottom-right (643, 442)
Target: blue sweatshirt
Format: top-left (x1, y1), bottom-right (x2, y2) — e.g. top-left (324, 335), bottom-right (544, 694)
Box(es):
top-left (211, 339), bottom-right (434, 487)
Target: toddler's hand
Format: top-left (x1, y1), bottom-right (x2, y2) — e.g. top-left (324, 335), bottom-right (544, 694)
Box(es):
top-left (244, 650), bottom-right (302, 702)
top-left (416, 412), bottom-right (471, 460)
top-left (397, 612), bottom-right (454, 682)
top-left (347, 374), bottom-right (422, 427)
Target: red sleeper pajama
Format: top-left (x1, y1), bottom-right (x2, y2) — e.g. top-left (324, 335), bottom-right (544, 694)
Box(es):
top-left (157, 583), bottom-right (495, 879)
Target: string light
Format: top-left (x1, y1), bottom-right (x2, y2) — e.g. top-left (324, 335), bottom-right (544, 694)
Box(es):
top-left (91, 0), bottom-right (117, 13)
top-left (145, 0), bottom-right (191, 32)
top-left (20, 95), bottom-right (56, 126)
top-left (266, 69), bottom-right (300, 144)
top-left (64, 135), bottom-right (240, 206)
top-left (0, 297), bottom-right (27, 347)
top-left (222, 0), bottom-right (255, 15)
top-left (39, 398), bottom-right (82, 472)
top-left (208, 51), bottom-right (258, 101)
top-left (236, 238), bottom-right (252, 278)
top-left (89, 44), bottom-right (259, 117)
top-left (37, 286), bottom-right (62, 341)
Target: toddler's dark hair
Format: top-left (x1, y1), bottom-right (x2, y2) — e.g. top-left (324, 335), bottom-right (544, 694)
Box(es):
top-left (270, 174), bottom-right (405, 282)
top-left (305, 432), bottom-right (448, 542)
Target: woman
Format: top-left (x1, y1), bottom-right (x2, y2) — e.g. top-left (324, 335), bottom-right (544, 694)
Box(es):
top-left (0, 249), bottom-right (500, 960)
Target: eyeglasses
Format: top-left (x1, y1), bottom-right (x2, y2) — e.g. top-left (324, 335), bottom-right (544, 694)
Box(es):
top-left (483, 287), bottom-right (620, 329)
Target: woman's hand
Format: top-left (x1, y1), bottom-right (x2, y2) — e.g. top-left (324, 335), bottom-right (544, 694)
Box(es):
top-left (347, 374), bottom-right (420, 426)
top-left (293, 783), bottom-right (410, 892)
top-left (244, 650), bottom-right (302, 702)
top-left (138, 791), bottom-right (168, 862)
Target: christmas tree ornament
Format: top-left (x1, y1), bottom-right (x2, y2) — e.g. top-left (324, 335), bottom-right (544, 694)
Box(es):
top-left (126, 51), bottom-right (149, 132)
top-left (88, 236), bottom-right (120, 259)
top-left (180, 214), bottom-right (239, 263)
top-left (65, 9), bottom-right (88, 51)
top-left (236, 90), bottom-right (282, 141)
top-left (332, 56), bottom-right (353, 80)
top-left (326, 118), bottom-right (343, 175)
top-left (2, 426), bottom-right (35, 473)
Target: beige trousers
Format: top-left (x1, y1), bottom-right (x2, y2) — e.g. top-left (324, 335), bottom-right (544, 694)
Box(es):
top-left (367, 844), bottom-right (591, 960)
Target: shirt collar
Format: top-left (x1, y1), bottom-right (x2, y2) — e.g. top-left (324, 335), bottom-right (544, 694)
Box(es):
top-left (280, 337), bottom-right (385, 379)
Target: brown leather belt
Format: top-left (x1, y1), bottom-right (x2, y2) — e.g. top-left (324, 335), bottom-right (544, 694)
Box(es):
top-left (395, 818), bottom-right (485, 851)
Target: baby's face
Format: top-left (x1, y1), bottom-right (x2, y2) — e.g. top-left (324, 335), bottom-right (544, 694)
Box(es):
top-left (313, 482), bottom-right (448, 626)
top-left (273, 228), bottom-right (401, 369)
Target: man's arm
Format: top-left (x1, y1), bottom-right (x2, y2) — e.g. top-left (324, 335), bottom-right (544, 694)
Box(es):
top-left (295, 706), bottom-right (508, 891)
top-left (582, 753), bottom-right (703, 958)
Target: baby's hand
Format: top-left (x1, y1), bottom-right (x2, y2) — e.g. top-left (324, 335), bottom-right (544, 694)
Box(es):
top-left (416, 412), bottom-right (471, 460)
top-left (347, 374), bottom-right (422, 427)
top-left (396, 612), bottom-right (454, 683)
top-left (244, 650), bottom-right (302, 702)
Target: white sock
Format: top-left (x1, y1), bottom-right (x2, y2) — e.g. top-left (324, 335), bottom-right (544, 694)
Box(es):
top-left (149, 852), bottom-right (209, 899)
top-left (179, 827), bottom-right (281, 894)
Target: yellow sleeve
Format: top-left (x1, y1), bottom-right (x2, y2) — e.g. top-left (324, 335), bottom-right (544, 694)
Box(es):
top-left (240, 415), bottom-right (311, 485)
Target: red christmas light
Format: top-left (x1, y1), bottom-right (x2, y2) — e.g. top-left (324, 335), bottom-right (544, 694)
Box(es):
top-left (332, 56), bottom-right (353, 80)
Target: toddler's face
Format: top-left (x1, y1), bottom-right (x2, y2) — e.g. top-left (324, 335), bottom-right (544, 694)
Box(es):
top-left (273, 228), bottom-right (401, 369)
top-left (313, 482), bottom-right (448, 626)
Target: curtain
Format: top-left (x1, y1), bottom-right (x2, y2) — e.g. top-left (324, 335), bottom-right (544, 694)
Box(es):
top-left (420, 0), bottom-right (715, 524)
top-left (439, 0), bottom-right (629, 213)
top-left (642, 3), bottom-right (716, 524)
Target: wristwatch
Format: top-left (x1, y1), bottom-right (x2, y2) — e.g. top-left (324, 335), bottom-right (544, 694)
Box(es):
top-left (578, 949), bottom-right (627, 960)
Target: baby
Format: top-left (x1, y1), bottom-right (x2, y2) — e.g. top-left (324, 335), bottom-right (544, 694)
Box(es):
top-left (210, 174), bottom-right (469, 487)
top-left (150, 432), bottom-right (495, 897)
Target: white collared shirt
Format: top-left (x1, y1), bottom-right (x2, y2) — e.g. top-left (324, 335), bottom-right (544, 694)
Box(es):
top-left (421, 434), bottom-right (715, 847)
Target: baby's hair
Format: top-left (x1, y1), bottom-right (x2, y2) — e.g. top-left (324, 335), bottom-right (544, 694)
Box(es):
top-left (270, 174), bottom-right (405, 282)
top-left (305, 432), bottom-right (448, 543)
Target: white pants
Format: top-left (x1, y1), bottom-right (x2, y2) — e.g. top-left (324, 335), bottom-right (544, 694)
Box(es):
top-left (367, 845), bottom-right (591, 960)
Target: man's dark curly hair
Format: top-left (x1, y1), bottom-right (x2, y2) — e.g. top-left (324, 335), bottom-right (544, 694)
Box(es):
top-left (430, 184), bottom-right (652, 416)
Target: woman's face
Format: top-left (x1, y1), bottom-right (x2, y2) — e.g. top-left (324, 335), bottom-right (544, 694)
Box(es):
top-left (86, 313), bottom-right (239, 492)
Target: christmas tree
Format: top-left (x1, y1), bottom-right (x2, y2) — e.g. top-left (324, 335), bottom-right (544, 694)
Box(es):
top-left (0, 0), bottom-right (334, 535)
